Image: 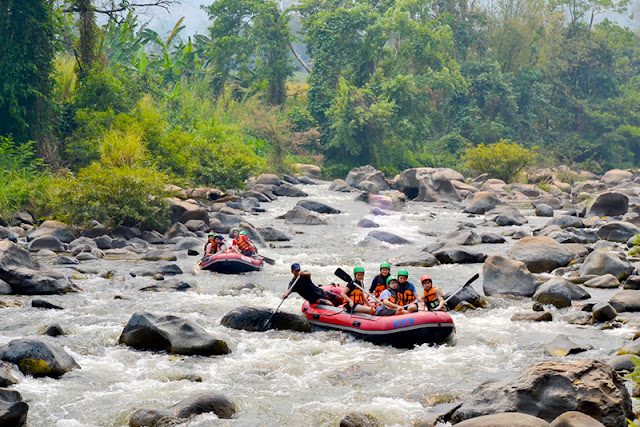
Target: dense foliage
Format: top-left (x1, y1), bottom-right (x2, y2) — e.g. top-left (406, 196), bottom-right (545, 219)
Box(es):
top-left (1, 0), bottom-right (640, 226)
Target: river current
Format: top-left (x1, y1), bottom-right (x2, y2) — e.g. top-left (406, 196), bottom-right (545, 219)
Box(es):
top-left (0, 181), bottom-right (635, 426)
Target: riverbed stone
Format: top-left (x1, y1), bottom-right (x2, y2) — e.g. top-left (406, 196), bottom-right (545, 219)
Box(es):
top-left (564, 312), bottom-right (593, 325)
top-left (357, 218), bottom-right (379, 228)
top-left (533, 280), bottom-right (572, 308)
top-left (480, 233), bottom-right (506, 243)
top-left (129, 392), bottom-right (235, 426)
top-left (445, 283), bottom-right (485, 309)
top-left (389, 253), bottom-right (439, 267)
top-left (329, 179), bottom-right (351, 192)
top-left (119, 312), bottom-right (230, 356)
top-left (255, 173), bottom-right (281, 186)
top-left (26, 220), bottom-right (76, 243)
top-left (511, 311), bottom-right (553, 322)
top-left (257, 226), bottom-right (290, 241)
top-left (592, 303), bottom-right (617, 322)
top-left (296, 200), bottom-right (341, 214)
top-left (579, 251), bottom-right (632, 280)
top-left (28, 236), bottom-right (65, 253)
top-left (587, 192), bottom-right (629, 218)
top-left (463, 191), bottom-right (499, 214)
top-left (607, 354), bottom-right (636, 372)
top-left (486, 207), bottom-right (528, 226)
top-left (346, 165), bottom-right (389, 193)
top-left (610, 290), bottom-right (640, 311)
top-left (142, 250), bottom-right (177, 262)
top-left (32, 299), bottom-right (64, 310)
top-left (393, 168), bottom-right (461, 201)
top-left (623, 275), bottom-right (640, 290)
top-left (535, 204), bottom-right (554, 217)
top-left (134, 262), bottom-right (183, 277)
top-left (0, 362), bottom-right (18, 387)
top-left (546, 334), bottom-right (591, 356)
top-left (0, 338), bottom-right (80, 378)
top-left (0, 388), bottom-right (28, 426)
top-left (508, 236), bottom-right (577, 273)
top-left (367, 230), bottom-right (410, 245)
top-left (438, 229), bottom-right (482, 246)
top-left (450, 359), bottom-right (632, 426)
top-left (139, 280), bottom-right (192, 292)
top-left (169, 237), bottom-right (202, 252)
top-left (278, 206), bottom-right (328, 225)
top-left (583, 274), bottom-right (620, 289)
top-left (168, 198), bottom-right (208, 224)
top-left (0, 227), bottom-right (19, 243)
top-left (220, 306), bottom-right (311, 332)
top-left (483, 255), bottom-right (540, 297)
top-left (339, 411), bottom-right (381, 427)
top-left (273, 183), bottom-right (308, 197)
top-left (295, 163), bottom-right (321, 179)
top-left (602, 169), bottom-right (634, 186)
top-left (550, 411), bottom-right (605, 427)
top-left (112, 225), bottom-right (142, 240)
top-left (545, 215), bottom-right (584, 229)
top-left (455, 413), bottom-right (550, 426)
top-left (597, 221), bottom-right (640, 242)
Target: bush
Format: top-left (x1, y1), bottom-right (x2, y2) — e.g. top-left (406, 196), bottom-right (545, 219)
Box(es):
top-left (54, 163), bottom-right (172, 230)
top-left (463, 139), bottom-right (537, 183)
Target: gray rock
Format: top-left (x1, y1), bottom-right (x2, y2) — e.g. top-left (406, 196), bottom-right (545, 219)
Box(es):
top-left (481, 233), bottom-right (506, 244)
top-left (607, 354), bottom-right (636, 372)
top-left (93, 235), bottom-right (113, 250)
top-left (357, 218), bottom-right (380, 228)
top-left (445, 284), bottom-right (485, 309)
top-left (283, 174), bottom-right (299, 185)
top-left (346, 165), bottom-right (389, 192)
top-left (55, 256), bottom-right (79, 265)
top-left (28, 236), bottom-right (65, 253)
top-left (545, 215), bottom-right (583, 228)
top-left (221, 306), bottom-right (311, 332)
top-left (511, 311), bottom-right (553, 322)
top-left (366, 231), bottom-right (410, 245)
top-left (587, 192), bottom-right (629, 217)
top-left (112, 225), bottom-right (141, 240)
top-left (0, 279), bottom-right (10, 295)
top-left (0, 338), bottom-right (80, 378)
top-left (508, 236), bottom-right (577, 273)
top-left (296, 200), bottom-right (341, 214)
top-left (483, 255), bottom-right (540, 297)
top-left (450, 359), bottom-right (632, 426)
top-left (243, 190), bottom-right (271, 202)
top-left (533, 280), bottom-right (572, 308)
top-left (486, 207), bottom-right (528, 226)
top-left (169, 237), bottom-right (202, 252)
top-left (0, 362), bottom-right (18, 387)
top-left (535, 204), bottom-right (554, 217)
top-left (134, 262), bottom-right (183, 277)
top-left (439, 229), bottom-right (482, 245)
top-left (277, 206), bottom-right (328, 225)
top-left (169, 198), bottom-right (208, 224)
top-left (329, 179), bottom-right (351, 192)
top-left (68, 237), bottom-right (98, 253)
top-left (601, 169), bottom-right (634, 186)
top-left (129, 392), bottom-right (235, 426)
top-left (165, 222), bottom-right (198, 240)
top-left (119, 312), bottom-right (230, 356)
top-left (273, 183), bottom-right (308, 197)
top-left (610, 290), bottom-right (640, 312)
top-left (579, 251), bottom-right (632, 280)
top-left (32, 299), bottom-right (64, 310)
top-left (431, 244), bottom-right (487, 264)
top-left (0, 388), bottom-right (28, 426)
top-left (394, 168), bottom-right (461, 202)
top-left (143, 250), bottom-right (177, 261)
top-left (564, 312), bottom-right (593, 325)
top-left (464, 191), bottom-right (499, 214)
top-left (257, 226), bottom-right (290, 241)
top-left (139, 280), bottom-right (192, 292)
top-left (546, 334), bottom-right (591, 356)
top-left (339, 411), bottom-right (381, 427)
top-left (584, 274), bottom-right (620, 289)
top-left (26, 220), bottom-right (76, 243)
top-left (76, 252), bottom-right (97, 261)
top-left (565, 282), bottom-right (591, 300)
top-left (597, 221), bottom-right (640, 242)
top-left (592, 303), bottom-right (617, 322)
top-left (251, 184), bottom-right (277, 200)
top-left (255, 173), bottom-right (281, 185)
top-left (389, 253), bottom-right (439, 267)
top-left (550, 411), bottom-right (605, 427)
top-left (43, 323), bottom-right (65, 337)
top-left (623, 275), bottom-right (640, 290)
top-left (0, 226), bottom-right (19, 243)
top-left (455, 413), bottom-right (550, 426)
top-left (183, 219), bottom-right (208, 232)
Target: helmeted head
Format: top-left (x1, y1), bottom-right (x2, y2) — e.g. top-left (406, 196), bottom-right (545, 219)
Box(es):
top-left (386, 276), bottom-right (398, 288)
top-left (421, 275), bottom-right (432, 288)
top-left (239, 231), bottom-right (247, 236)
top-left (397, 269), bottom-right (408, 283)
top-left (214, 234), bottom-right (222, 243)
top-left (207, 232), bottom-right (215, 240)
top-left (354, 265), bottom-right (365, 280)
top-left (379, 262), bottom-right (391, 277)
top-left (231, 227), bottom-right (240, 237)
top-left (291, 263), bottom-right (301, 272)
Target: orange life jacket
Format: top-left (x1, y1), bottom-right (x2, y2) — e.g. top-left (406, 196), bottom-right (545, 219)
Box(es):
top-left (343, 281), bottom-right (366, 306)
top-left (370, 275), bottom-right (388, 299)
top-left (395, 283), bottom-right (416, 306)
top-left (423, 287), bottom-right (439, 310)
top-left (233, 235), bottom-right (253, 254)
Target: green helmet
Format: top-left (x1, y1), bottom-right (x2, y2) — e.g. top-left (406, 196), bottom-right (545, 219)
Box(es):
top-left (208, 232), bottom-right (215, 237)
top-left (386, 276), bottom-right (398, 285)
top-left (354, 266), bottom-right (365, 274)
top-left (397, 269), bottom-right (409, 277)
top-left (239, 231), bottom-right (248, 236)
top-left (380, 262), bottom-right (391, 270)
top-left (231, 227), bottom-right (240, 233)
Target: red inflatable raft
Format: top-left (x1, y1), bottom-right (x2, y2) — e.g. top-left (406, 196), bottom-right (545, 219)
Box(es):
top-left (301, 286), bottom-right (455, 348)
top-left (199, 252), bottom-right (264, 274)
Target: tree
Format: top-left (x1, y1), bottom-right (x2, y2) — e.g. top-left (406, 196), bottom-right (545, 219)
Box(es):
top-left (0, 0), bottom-right (56, 146)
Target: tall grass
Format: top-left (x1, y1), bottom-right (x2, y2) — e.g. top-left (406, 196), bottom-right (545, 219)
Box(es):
top-left (52, 54), bottom-right (77, 103)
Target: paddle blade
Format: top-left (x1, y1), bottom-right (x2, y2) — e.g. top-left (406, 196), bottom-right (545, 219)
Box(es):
top-left (464, 273), bottom-right (480, 287)
top-left (261, 256), bottom-right (276, 265)
top-left (334, 267), bottom-right (352, 283)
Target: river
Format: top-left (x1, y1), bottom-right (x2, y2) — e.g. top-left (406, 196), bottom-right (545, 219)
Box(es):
top-left (0, 180), bottom-right (635, 426)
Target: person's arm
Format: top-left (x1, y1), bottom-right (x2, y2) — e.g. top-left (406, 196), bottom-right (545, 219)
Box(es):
top-left (369, 277), bottom-right (377, 293)
top-left (434, 287), bottom-right (446, 311)
top-left (340, 284), bottom-right (354, 307)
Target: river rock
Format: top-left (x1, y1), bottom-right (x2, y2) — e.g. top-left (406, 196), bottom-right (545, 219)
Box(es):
top-left (535, 204), bottom-right (554, 217)
top-left (545, 215), bottom-right (584, 229)
top-left (295, 175), bottom-right (316, 185)
top-left (584, 274), bottom-right (620, 289)
top-left (511, 311), bottom-right (553, 322)
top-left (169, 237), bottom-right (202, 252)
top-left (119, 312), bottom-right (230, 355)
top-left (602, 169), bottom-right (634, 186)
top-left (480, 233), bottom-right (506, 243)
top-left (533, 280), bottom-right (572, 308)
top-left (255, 173), bottom-right (281, 186)
top-left (165, 222), bottom-right (197, 240)
top-left (257, 226), bottom-right (290, 241)
top-left (550, 411), bottom-right (606, 427)
top-left (587, 192), bottom-right (629, 217)
top-left (296, 200), bottom-right (341, 214)
top-left (0, 338), bottom-right (80, 378)
top-left (92, 235), bottom-right (113, 250)
top-left (278, 206), bottom-right (327, 225)
top-left (610, 290), bottom-right (640, 311)
top-left (623, 275), bottom-right (640, 290)
top-left (367, 231), bottom-right (410, 245)
top-left (220, 306), bottom-right (311, 332)
top-left (463, 191), bottom-right (498, 214)
top-left (0, 279), bottom-right (11, 295)
top-left (357, 218), bottom-right (379, 228)
top-left (564, 312), bottom-right (593, 325)
top-left (393, 168), bottom-right (461, 202)
top-left (450, 359), bottom-right (632, 426)
top-left (483, 255), bottom-right (540, 297)
top-left (592, 303), bottom-right (617, 322)
top-left (183, 219), bottom-right (208, 232)
top-left (329, 179), bottom-right (351, 192)
top-left (597, 221), bottom-right (639, 242)
top-left (129, 392), bottom-right (235, 426)
top-left (508, 236), bottom-right (577, 273)
top-left (32, 299), bottom-right (64, 310)
top-left (0, 227), bottom-right (19, 243)
top-left (28, 236), bottom-right (65, 253)
top-left (142, 250), bottom-right (176, 262)
top-left (0, 388), bottom-right (28, 426)
top-left (389, 253), bottom-right (439, 267)
top-left (10, 211), bottom-right (33, 226)
top-left (438, 229), bottom-right (482, 245)
top-left (295, 163), bottom-right (321, 179)
top-left (112, 225), bottom-right (141, 240)
top-left (244, 190), bottom-right (271, 202)
top-left (345, 165), bottom-right (389, 192)
top-left (26, 220), bottom-right (76, 243)
top-left (0, 362), bottom-right (18, 387)
top-left (544, 228), bottom-right (599, 244)
top-left (0, 241), bottom-right (77, 295)
top-left (273, 183), bottom-right (308, 197)
top-left (546, 334), bottom-right (591, 356)
top-left (607, 354), bottom-right (636, 372)
top-left (139, 280), bottom-right (192, 292)
top-left (430, 244), bottom-right (486, 264)
top-left (455, 413), bottom-right (550, 426)
top-left (339, 411), bottom-right (381, 427)
top-left (578, 251), bottom-right (632, 280)
top-left (134, 262), bottom-right (183, 277)
top-left (43, 323), bottom-right (65, 337)
top-left (445, 283), bottom-right (485, 309)
top-left (484, 207), bottom-right (526, 226)
top-left (169, 198), bottom-right (208, 224)
top-left (68, 237), bottom-right (98, 253)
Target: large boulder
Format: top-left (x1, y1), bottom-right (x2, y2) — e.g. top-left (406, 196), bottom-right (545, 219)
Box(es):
top-left (339, 412), bottom-right (381, 427)
top-left (0, 362), bottom-right (18, 387)
top-left (345, 165), bottom-right (389, 192)
top-left (0, 241), bottom-right (78, 295)
top-left (26, 220), bottom-right (76, 243)
top-left (273, 183), bottom-right (308, 197)
top-left (546, 334), bottom-right (591, 356)
top-left (610, 290), bottom-right (640, 311)
top-left (463, 192), bottom-right (499, 214)
top-left (0, 389), bottom-right (28, 426)
top-left (0, 338), bottom-right (80, 378)
top-left (393, 168), bottom-right (461, 202)
top-left (578, 251), bottom-right (632, 280)
top-left (389, 253), bottom-right (439, 267)
top-left (445, 282), bottom-right (485, 309)
top-left (592, 303), bottom-right (617, 322)
top-left (28, 236), bottom-right (65, 253)
top-left (597, 221), bottom-right (640, 242)
top-left (296, 200), bottom-right (341, 214)
top-left (550, 411), bottom-right (605, 427)
top-left (454, 413), bottom-right (550, 426)
top-left (483, 255), bottom-right (540, 297)
top-left (545, 215), bottom-right (583, 229)
top-left (366, 231), bottom-right (410, 245)
top-left (257, 226), bottom-right (290, 241)
top-left (294, 163), bottom-right (321, 179)
top-left (601, 169), bottom-right (634, 186)
top-left (129, 393), bottom-right (235, 426)
top-left (220, 306), bottom-right (311, 332)
top-left (583, 274), bottom-right (620, 289)
top-left (430, 244), bottom-right (487, 264)
top-left (587, 192), bottom-right (629, 217)
top-left (438, 229), bottom-right (482, 246)
top-left (533, 279), bottom-right (572, 308)
top-left (254, 173), bottom-right (281, 185)
top-left (119, 312), bottom-right (230, 356)
top-left (0, 227), bottom-right (19, 243)
top-left (277, 206), bottom-right (328, 225)
top-left (486, 207), bottom-right (528, 226)
top-left (572, 180), bottom-right (606, 195)
top-left (508, 236), bottom-right (577, 273)
top-left (329, 179), bottom-right (351, 192)
top-left (450, 359), bottom-right (632, 427)
top-left (168, 198), bottom-right (208, 224)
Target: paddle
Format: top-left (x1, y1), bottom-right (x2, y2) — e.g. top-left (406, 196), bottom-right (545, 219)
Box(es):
top-left (259, 255), bottom-right (276, 265)
top-left (443, 273), bottom-right (480, 307)
top-left (261, 275), bottom-right (301, 332)
top-left (334, 268), bottom-right (383, 306)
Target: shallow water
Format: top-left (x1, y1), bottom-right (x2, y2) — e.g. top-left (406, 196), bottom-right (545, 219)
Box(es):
top-left (1, 181), bottom-right (637, 426)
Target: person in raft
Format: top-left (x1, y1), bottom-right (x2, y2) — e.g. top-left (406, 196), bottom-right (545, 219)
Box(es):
top-left (230, 228), bottom-right (258, 257)
top-left (421, 275), bottom-right (446, 311)
top-left (369, 262), bottom-right (391, 299)
top-left (282, 263), bottom-right (341, 306)
top-left (395, 269), bottom-right (421, 313)
top-left (205, 233), bottom-right (227, 255)
top-left (340, 266), bottom-right (376, 314)
top-left (375, 276), bottom-right (407, 316)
